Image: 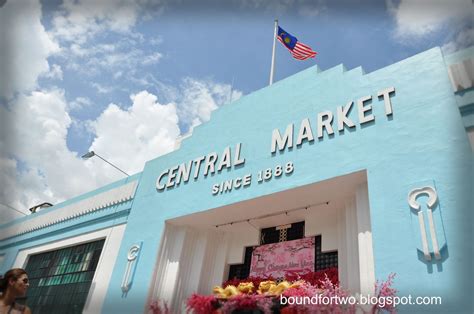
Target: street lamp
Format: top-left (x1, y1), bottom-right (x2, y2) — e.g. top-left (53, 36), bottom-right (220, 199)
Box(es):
top-left (81, 151), bottom-right (130, 177)
top-left (29, 202), bottom-right (53, 213)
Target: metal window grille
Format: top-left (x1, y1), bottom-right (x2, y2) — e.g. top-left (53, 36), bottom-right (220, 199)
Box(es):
top-left (227, 246), bottom-right (254, 280)
top-left (314, 235), bottom-right (338, 271)
top-left (24, 239), bottom-right (105, 314)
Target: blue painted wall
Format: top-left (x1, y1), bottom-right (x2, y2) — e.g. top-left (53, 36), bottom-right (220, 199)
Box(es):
top-left (1, 46), bottom-right (472, 313)
top-left (100, 46), bottom-right (472, 313)
top-left (0, 174), bottom-right (140, 274)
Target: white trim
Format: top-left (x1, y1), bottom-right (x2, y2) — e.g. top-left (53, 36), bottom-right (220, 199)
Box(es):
top-left (355, 183), bottom-right (376, 295)
top-left (408, 186), bottom-right (442, 261)
top-left (468, 130), bottom-right (474, 152)
top-left (149, 224), bottom-right (231, 312)
top-left (447, 57), bottom-right (474, 92)
top-left (12, 224), bottom-right (127, 314)
top-left (343, 197), bottom-right (361, 292)
top-left (121, 243), bottom-right (141, 293)
top-left (1, 181), bottom-right (137, 240)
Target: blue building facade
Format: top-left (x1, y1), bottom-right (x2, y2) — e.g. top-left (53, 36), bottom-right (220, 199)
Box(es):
top-left (1, 46), bottom-right (473, 313)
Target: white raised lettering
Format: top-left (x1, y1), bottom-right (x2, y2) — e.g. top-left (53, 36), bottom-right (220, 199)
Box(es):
top-left (337, 101), bottom-right (355, 131)
top-left (271, 123), bottom-right (294, 153)
top-left (156, 170), bottom-right (169, 190)
top-left (243, 174), bottom-right (252, 186)
top-left (378, 87), bottom-right (395, 116)
top-left (234, 177), bottom-right (242, 188)
top-left (218, 146), bottom-right (231, 172)
top-left (223, 179), bottom-right (233, 192)
top-left (296, 118), bottom-right (314, 146)
top-left (317, 111), bottom-right (334, 138)
top-left (204, 152), bottom-right (218, 176)
top-left (233, 143), bottom-right (245, 166)
top-left (176, 161), bottom-right (193, 185)
top-left (193, 156), bottom-right (205, 179)
top-left (166, 165), bottom-right (179, 188)
top-left (357, 95), bottom-right (374, 124)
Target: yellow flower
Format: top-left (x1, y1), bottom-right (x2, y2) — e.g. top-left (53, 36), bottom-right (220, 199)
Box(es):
top-left (257, 280), bottom-right (276, 294)
top-left (268, 281), bottom-right (291, 295)
top-left (237, 282), bottom-right (255, 294)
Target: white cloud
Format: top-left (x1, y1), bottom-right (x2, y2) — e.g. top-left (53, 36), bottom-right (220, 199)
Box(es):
top-left (298, 4), bottom-right (326, 18)
top-left (142, 52), bottom-right (163, 65)
top-left (50, 0), bottom-right (158, 64)
top-left (177, 78), bottom-right (243, 131)
top-left (0, 89), bottom-right (118, 222)
top-left (0, 0), bottom-right (59, 99)
top-left (149, 36), bottom-right (164, 46)
top-left (442, 26), bottom-right (474, 54)
top-left (0, 0), bottom-right (244, 224)
top-left (89, 91), bottom-right (180, 174)
top-left (51, 0), bottom-right (141, 44)
top-left (69, 96), bottom-right (92, 111)
top-left (387, 0), bottom-right (472, 40)
top-left (239, 0), bottom-right (326, 16)
top-left (0, 158), bottom-right (33, 220)
top-left (88, 80), bottom-right (242, 174)
top-left (47, 0), bottom-right (167, 95)
top-left (0, 78), bottom-right (242, 223)
top-left (42, 64), bottom-right (64, 81)
top-left (91, 82), bottom-right (115, 94)
top-left (114, 71), bottom-right (124, 79)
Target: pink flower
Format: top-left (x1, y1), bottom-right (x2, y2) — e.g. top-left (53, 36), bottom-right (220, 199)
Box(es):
top-left (186, 294), bottom-right (218, 314)
top-left (220, 294), bottom-right (273, 314)
top-left (149, 299), bottom-right (170, 314)
top-left (186, 271), bottom-right (397, 314)
top-left (371, 273), bottom-right (397, 314)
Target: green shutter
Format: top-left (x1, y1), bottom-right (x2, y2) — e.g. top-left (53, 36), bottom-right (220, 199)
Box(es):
top-left (24, 239), bottom-right (105, 314)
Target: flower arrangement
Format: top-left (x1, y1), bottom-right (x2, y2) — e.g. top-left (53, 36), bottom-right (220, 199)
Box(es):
top-left (221, 267), bottom-right (338, 290)
top-left (284, 267), bottom-right (339, 288)
top-left (182, 270), bottom-right (398, 314)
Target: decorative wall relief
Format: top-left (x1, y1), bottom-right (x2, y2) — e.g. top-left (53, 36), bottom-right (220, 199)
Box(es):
top-left (121, 243), bottom-right (141, 294)
top-left (408, 186), bottom-right (444, 261)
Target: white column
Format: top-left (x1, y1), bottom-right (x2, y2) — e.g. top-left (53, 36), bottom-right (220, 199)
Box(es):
top-left (154, 224), bottom-right (186, 306)
top-left (337, 206), bottom-right (348, 289)
top-left (149, 225), bottom-right (233, 313)
top-left (355, 183), bottom-right (376, 295)
top-left (343, 198), bottom-right (361, 293)
top-left (172, 228), bottom-right (206, 311)
top-left (198, 231), bottom-right (230, 294)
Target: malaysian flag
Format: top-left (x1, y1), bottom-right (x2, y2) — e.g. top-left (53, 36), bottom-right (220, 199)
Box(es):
top-left (277, 26), bottom-right (317, 60)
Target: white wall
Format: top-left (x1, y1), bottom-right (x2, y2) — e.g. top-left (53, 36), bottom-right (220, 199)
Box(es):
top-left (226, 227), bottom-right (259, 264)
top-left (305, 204), bottom-right (338, 251)
top-left (148, 183), bottom-right (375, 312)
top-left (149, 224), bottom-right (233, 312)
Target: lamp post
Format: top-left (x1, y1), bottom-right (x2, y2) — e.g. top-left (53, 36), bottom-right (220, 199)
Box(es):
top-left (81, 151), bottom-right (130, 177)
top-left (29, 202), bottom-right (53, 213)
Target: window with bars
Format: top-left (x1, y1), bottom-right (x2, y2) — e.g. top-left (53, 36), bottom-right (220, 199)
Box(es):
top-left (228, 221), bottom-right (338, 280)
top-left (260, 221), bottom-right (305, 244)
top-left (24, 239), bottom-right (105, 314)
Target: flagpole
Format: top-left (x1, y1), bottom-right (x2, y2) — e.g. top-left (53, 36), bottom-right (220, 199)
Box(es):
top-left (229, 76), bottom-right (234, 104)
top-left (269, 19), bottom-right (278, 85)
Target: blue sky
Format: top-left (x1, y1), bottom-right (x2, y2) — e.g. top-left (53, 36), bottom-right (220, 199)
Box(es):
top-left (0, 0), bottom-right (472, 221)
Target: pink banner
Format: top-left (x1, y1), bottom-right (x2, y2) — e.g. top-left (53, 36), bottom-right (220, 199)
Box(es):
top-left (249, 237), bottom-right (315, 278)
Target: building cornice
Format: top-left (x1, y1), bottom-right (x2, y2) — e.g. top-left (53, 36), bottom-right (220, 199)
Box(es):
top-left (0, 180), bottom-right (138, 241)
